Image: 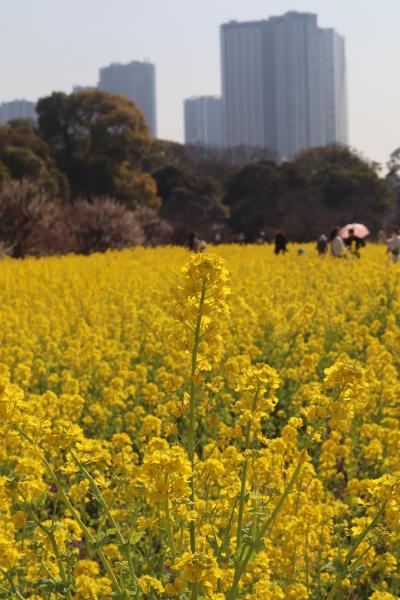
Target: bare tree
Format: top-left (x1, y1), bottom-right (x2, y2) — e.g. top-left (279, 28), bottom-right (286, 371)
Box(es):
top-left (69, 198), bottom-right (145, 254)
top-left (0, 180), bottom-right (75, 257)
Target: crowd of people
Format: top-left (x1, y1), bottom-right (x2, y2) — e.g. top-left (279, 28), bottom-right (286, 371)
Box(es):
top-left (273, 226), bottom-right (400, 263)
top-left (272, 227), bottom-right (367, 258)
top-left (326, 227), bottom-right (365, 258)
top-left (188, 227), bottom-right (400, 264)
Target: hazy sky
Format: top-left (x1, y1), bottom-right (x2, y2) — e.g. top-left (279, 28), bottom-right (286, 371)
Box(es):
top-left (1, 0), bottom-right (399, 166)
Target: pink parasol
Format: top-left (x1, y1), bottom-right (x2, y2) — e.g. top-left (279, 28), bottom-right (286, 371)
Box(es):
top-left (339, 223), bottom-right (370, 239)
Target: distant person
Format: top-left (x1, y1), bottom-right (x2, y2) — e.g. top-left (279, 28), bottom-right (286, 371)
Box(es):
top-left (198, 239), bottom-right (207, 252)
top-left (213, 231), bottom-right (222, 245)
top-left (189, 232), bottom-right (200, 252)
top-left (344, 228), bottom-right (365, 258)
top-left (212, 225), bottom-right (222, 245)
top-left (256, 231), bottom-right (266, 244)
top-left (274, 228), bottom-right (288, 255)
top-left (378, 229), bottom-right (386, 244)
top-left (316, 234), bottom-right (328, 256)
top-left (386, 227), bottom-right (400, 264)
top-left (297, 248), bottom-right (306, 256)
top-left (329, 227), bottom-right (344, 258)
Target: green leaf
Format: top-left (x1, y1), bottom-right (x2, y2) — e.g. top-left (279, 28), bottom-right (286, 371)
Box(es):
top-left (32, 578), bottom-right (69, 593)
top-left (89, 532), bottom-right (108, 549)
top-left (128, 530), bottom-right (145, 545)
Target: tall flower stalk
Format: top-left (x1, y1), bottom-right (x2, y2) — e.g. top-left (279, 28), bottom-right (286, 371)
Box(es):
top-left (174, 253), bottom-right (230, 599)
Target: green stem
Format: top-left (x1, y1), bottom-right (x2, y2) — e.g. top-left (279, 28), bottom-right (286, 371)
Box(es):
top-left (236, 423), bottom-right (251, 552)
top-left (13, 588), bottom-right (26, 600)
top-left (72, 455), bottom-right (137, 591)
top-left (227, 454), bottom-right (305, 600)
top-left (48, 528), bottom-right (73, 600)
top-left (251, 464), bottom-right (258, 544)
top-left (191, 584), bottom-right (198, 600)
top-left (236, 388), bottom-right (259, 552)
top-left (1, 570), bottom-right (26, 600)
top-left (10, 587), bottom-right (25, 600)
top-left (305, 516), bottom-right (310, 595)
top-left (24, 502), bottom-right (72, 599)
top-left (41, 456), bottom-right (126, 599)
top-left (38, 519), bottom-right (73, 600)
top-left (326, 502), bottom-right (387, 600)
top-left (165, 496), bottom-right (176, 560)
top-left (13, 427), bottom-right (125, 595)
top-left (188, 278), bottom-right (206, 600)
top-left (218, 498), bottom-right (237, 560)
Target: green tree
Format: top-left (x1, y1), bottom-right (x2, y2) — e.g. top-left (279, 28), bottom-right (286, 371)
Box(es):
top-left (143, 139), bottom-right (194, 174)
top-left (226, 145), bottom-right (395, 241)
top-left (225, 160), bottom-right (278, 240)
top-left (387, 147), bottom-right (400, 180)
top-left (0, 119), bottom-right (68, 197)
top-left (154, 165), bottom-right (226, 243)
top-left (297, 144), bottom-right (395, 233)
top-left (37, 89), bottom-right (158, 207)
top-left (386, 147), bottom-right (400, 218)
top-left (225, 160), bottom-right (309, 240)
top-left (186, 144), bottom-right (278, 188)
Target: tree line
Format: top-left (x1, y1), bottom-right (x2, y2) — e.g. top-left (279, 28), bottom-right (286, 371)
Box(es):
top-left (0, 88), bottom-right (398, 257)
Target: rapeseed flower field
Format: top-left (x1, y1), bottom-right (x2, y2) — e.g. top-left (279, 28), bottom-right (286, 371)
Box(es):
top-left (1, 245), bottom-right (400, 600)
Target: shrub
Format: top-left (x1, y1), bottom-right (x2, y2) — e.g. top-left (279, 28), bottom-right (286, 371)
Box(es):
top-left (69, 197), bottom-right (145, 254)
top-left (0, 179), bottom-right (75, 257)
top-left (133, 205), bottom-right (173, 246)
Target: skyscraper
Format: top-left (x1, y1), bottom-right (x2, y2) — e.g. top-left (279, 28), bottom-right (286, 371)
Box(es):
top-left (184, 96), bottom-right (223, 147)
top-left (221, 12), bottom-right (348, 158)
top-left (0, 100), bottom-right (37, 125)
top-left (220, 21), bottom-right (266, 148)
top-left (98, 60), bottom-right (157, 137)
top-left (320, 28), bottom-right (348, 145)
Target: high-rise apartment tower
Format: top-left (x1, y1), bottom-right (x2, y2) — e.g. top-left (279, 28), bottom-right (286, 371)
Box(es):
top-left (221, 12), bottom-right (348, 158)
top-left (98, 60), bottom-right (157, 137)
top-left (184, 96), bottom-right (223, 147)
top-left (0, 100), bottom-right (37, 125)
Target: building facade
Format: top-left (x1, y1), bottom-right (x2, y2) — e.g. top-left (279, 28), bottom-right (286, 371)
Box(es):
top-left (98, 60), bottom-right (157, 137)
top-left (0, 100), bottom-right (37, 125)
top-left (220, 21), bottom-right (266, 148)
top-left (184, 96), bottom-right (223, 147)
top-left (221, 12), bottom-right (348, 158)
top-left (320, 27), bottom-right (348, 145)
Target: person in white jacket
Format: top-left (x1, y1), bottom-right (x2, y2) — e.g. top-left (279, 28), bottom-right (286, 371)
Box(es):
top-left (386, 227), bottom-right (400, 264)
top-left (329, 227), bottom-right (344, 258)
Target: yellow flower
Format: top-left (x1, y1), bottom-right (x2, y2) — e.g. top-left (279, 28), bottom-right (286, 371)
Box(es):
top-left (12, 510), bottom-right (26, 528)
top-left (0, 537), bottom-right (23, 570)
top-left (173, 253), bottom-right (230, 363)
top-left (138, 575), bottom-right (165, 595)
top-left (2, 244), bottom-right (400, 598)
top-left (369, 475), bottom-right (400, 509)
top-left (173, 552), bottom-right (221, 593)
top-left (369, 593), bottom-right (399, 600)
top-left (235, 363), bottom-right (279, 432)
top-left (140, 443), bottom-right (191, 502)
top-left (165, 576), bottom-right (185, 595)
